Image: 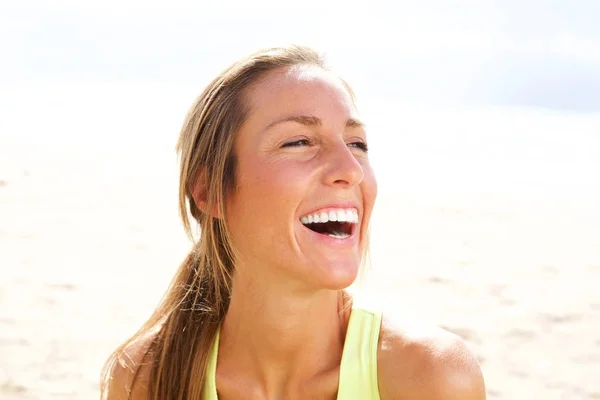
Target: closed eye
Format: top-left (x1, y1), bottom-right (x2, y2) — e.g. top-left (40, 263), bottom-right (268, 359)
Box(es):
top-left (282, 138), bottom-right (312, 148)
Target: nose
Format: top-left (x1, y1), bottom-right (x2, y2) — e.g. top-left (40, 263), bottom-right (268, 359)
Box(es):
top-left (322, 141), bottom-right (364, 188)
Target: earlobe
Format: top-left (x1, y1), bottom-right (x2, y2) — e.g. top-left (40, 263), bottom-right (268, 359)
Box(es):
top-left (191, 170), bottom-right (221, 218)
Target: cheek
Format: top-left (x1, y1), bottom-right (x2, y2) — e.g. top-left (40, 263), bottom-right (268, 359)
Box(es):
top-left (229, 159), bottom-right (310, 227)
top-left (362, 164), bottom-right (378, 209)
top-left (226, 159), bottom-right (311, 260)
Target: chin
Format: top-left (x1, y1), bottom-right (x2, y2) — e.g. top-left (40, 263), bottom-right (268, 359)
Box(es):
top-left (315, 259), bottom-right (361, 290)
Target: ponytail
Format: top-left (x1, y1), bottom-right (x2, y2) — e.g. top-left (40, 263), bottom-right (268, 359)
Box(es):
top-left (100, 45), bottom-right (328, 399)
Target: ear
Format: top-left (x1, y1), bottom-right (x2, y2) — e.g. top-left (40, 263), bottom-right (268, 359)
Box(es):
top-left (191, 169), bottom-right (222, 218)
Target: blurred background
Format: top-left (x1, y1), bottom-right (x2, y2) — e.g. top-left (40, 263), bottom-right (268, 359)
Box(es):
top-left (1, 1), bottom-right (599, 398)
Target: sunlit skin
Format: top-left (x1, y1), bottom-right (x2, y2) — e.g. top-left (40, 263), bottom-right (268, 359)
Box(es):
top-left (107, 64), bottom-right (486, 400)
top-left (216, 66), bottom-right (377, 398)
top-left (226, 66), bottom-right (376, 291)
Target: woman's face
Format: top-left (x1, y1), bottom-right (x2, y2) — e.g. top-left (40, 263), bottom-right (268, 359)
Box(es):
top-left (226, 66), bottom-right (377, 290)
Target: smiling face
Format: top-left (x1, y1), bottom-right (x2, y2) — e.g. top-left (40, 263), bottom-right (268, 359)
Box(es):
top-left (225, 65), bottom-right (377, 291)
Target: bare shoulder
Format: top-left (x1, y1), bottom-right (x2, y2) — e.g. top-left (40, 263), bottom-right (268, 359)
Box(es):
top-left (377, 311), bottom-right (486, 400)
top-left (104, 330), bottom-right (157, 400)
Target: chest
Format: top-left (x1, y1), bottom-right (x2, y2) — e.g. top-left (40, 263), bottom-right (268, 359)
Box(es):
top-left (212, 368), bottom-right (340, 400)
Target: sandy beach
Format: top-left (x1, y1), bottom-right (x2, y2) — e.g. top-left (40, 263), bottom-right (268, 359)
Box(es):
top-left (1, 114), bottom-right (599, 399)
top-left (2, 0), bottom-right (600, 397)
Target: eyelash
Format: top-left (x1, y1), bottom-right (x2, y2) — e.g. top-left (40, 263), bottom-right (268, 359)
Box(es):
top-left (282, 139), bottom-right (369, 153)
top-left (282, 139), bottom-right (312, 147)
top-left (349, 141), bottom-right (369, 152)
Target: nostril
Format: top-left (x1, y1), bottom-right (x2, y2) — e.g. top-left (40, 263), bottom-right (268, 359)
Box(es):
top-left (329, 167), bottom-right (363, 187)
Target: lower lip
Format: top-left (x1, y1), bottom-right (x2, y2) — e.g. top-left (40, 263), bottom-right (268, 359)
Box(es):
top-left (299, 222), bottom-right (359, 247)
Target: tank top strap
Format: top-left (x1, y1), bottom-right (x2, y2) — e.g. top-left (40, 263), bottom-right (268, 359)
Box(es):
top-left (202, 329), bottom-right (220, 399)
top-left (337, 306), bottom-right (383, 399)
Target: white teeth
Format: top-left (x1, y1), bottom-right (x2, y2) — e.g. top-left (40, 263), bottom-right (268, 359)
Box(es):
top-left (346, 209), bottom-right (354, 223)
top-left (320, 212), bottom-right (328, 223)
top-left (328, 232), bottom-right (350, 239)
top-left (300, 208), bottom-right (359, 225)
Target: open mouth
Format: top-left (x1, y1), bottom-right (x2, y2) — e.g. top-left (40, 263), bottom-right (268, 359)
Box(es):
top-left (304, 221), bottom-right (354, 238)
top-left (300, 208), bottom-right (358, 239)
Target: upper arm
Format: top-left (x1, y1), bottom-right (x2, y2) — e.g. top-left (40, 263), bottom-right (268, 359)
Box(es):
top-left (423, 334), bottom-right (486, 400)
top-left (377, 315), bottom-right (486, 400)
top-left (104, 334), bottom-right (155, 400)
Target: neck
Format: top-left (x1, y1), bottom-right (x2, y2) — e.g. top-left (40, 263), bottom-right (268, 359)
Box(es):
top-left (218, 269), bottom-right (352, 396)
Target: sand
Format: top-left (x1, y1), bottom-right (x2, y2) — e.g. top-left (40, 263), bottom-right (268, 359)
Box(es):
top-left (1, 133), bottom-right (599, 399)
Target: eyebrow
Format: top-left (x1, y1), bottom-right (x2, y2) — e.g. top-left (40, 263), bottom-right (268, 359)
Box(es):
top-left (266, 115), bottom-right (365, 130)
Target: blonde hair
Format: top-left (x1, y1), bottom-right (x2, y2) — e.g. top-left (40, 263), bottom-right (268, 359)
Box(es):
top-left (100, 45), bottom-right (336, 399)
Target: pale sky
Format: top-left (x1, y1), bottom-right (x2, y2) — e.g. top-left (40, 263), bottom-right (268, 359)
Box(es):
top-left (2, 0), bottom-right (600, 111)
top-left (1, 0), bottom-right (599, 209)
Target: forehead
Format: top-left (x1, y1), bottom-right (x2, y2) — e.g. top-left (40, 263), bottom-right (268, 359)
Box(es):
top-left (244, 66), bottom-right (357, 125)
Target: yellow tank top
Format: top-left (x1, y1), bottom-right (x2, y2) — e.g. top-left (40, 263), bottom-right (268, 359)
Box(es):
top-left (202, 307), bottom-right (382, 399)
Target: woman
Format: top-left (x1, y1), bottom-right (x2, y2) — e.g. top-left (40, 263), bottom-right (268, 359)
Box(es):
top-left (102, 45), bottom-right (485, 399)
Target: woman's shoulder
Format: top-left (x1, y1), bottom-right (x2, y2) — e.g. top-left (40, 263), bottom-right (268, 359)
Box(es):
top-left (104, 329), bottom-right (158, 400)
top-left (376, 310), bottom-right (486, 400)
